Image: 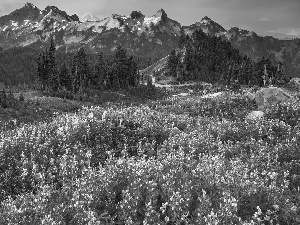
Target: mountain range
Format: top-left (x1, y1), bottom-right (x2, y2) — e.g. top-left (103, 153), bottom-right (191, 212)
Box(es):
top-left (0, 3), bottom-right (300, 77)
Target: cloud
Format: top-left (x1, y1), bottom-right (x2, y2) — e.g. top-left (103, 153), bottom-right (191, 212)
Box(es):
top-left (268, 27), bottom-right (300, 36)
top-left (259, 17), bottom-right (272, 22)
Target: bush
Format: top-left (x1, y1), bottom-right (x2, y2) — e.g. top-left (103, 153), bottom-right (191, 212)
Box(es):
top-left (265, 100), bottom-right (300, 127)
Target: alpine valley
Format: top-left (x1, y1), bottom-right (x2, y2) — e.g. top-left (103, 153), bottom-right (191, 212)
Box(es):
top-left (1, 2), bottom-right (300, 77)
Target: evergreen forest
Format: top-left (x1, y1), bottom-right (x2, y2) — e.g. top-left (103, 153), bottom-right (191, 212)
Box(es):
top-left (167, 29), bottom-right (288, 86)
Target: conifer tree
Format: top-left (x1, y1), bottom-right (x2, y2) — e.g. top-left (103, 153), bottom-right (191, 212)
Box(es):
top-left (47, 37), bottom-right (60, 91)
top-left (274, 61), bottom-right (287, 84)
top-left (94, 52), bottom-right (108, 89)
top-left (59, 62), bottom-right (71, 90)
top-left (114, 45), bottom-right (129, 88)
top-left (127, 56), bottom-right (139, 86)
top-left (178, 34), bottom-right (187, 49)
top-left (167, 49), bottom-right (179, 77)
top-left (36, 37), bottom-right (59, 91)
top-left (72, 48), bottom-right (91, 94)
top-left (36, 52), bottom-right (48, 88)
top-left (0, 89), bottom-right (7, 108)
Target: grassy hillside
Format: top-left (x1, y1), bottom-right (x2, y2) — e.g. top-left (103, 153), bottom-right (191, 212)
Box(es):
top-left (0, 86), bottom-right (300, 224)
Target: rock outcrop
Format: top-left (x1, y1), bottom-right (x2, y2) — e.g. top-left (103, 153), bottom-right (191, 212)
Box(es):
top-left (246, 110), bottom-right (265, 120)
top-left (254, 87), bottom-right (291, 110)
top-left (290, 78), bottom-right (300, 88)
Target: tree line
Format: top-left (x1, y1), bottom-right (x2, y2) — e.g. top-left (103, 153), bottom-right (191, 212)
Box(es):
top-left (167, 29), bottom-right (288, 86)
top-left (0, 47), bottom-right (38, 85)
top-left (36, 38), bottom-right (140, 99)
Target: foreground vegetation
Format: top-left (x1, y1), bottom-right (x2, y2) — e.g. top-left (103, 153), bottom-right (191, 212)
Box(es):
top-left (0, 85), bottom-right (299, 224)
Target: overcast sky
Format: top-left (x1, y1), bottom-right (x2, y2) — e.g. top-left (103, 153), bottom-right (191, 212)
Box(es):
top-left (0, 0), bottom-right (300, 37)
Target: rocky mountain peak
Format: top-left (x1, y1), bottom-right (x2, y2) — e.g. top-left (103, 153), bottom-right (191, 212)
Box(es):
top-left (43, 5), bottom-right (79, 22)
top-left (0, 2), bottom-right (41, 26)
top-left (154, 8), bottom-right (168, 21)
top-left (157, 8), bottom-right (166, 14)
top-left (229, 27), bottom-right (252, 35)
top-left (130, 11), bottom-right (144, 20)
top-left (24, 2), bottom-right (37, 10)
top-left (18, 2), bottom-right (41, 15)
top-left (44, 6), bottom-right (58, 13)
top-left (201, 16), bottom-right (212, 22)
top-left (70, 14), bottom-right (80, 21)
top-left (225, 27), bottom-right (258, 41)
top-left (183, 15), bottom-right (225, 35)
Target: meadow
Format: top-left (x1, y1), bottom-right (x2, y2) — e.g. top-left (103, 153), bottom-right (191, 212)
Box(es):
top-left (0, 86), bottom-right (299, 224)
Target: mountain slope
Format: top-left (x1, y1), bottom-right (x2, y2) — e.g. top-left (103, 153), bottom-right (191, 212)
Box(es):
top-left (0, 4), bottom-right (181, 58)
top-left (0, 3), bottom-right (299, 78)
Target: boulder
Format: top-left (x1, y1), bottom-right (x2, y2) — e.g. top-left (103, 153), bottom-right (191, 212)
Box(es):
top-left (246, 110), bottom-right (265, 120)
top-left (201, 91), bottom-right (224, 99)
top-left (254, 87), bottom-right (291, 110)
top-left (172, 92), bottom-right (189, 97)
top-left (289, 78), bottom-right (300, 88)
top-left (244, 91), bottom-right (256, 101)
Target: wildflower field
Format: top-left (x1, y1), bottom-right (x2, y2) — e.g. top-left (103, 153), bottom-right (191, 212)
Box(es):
top-left (0, 89), bottom-right (299, 224)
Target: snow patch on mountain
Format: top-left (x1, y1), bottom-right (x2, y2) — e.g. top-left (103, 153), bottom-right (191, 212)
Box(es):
top-left (91, 24), bottom-right (104, 33)
top-left (80, 13), bottom-right (100, 22)
top-left (105, 17), bottom-right (123, 29)
top-left (144, 16), bottom-right (161, 26)
top-left (76, 21), bottom-right (105, 33)
top-left (11, 21), bottom-right (18, 26)
top-left (19, 35), bottom-right (40, 47)
top-left (64, 36), bottom-right (85, 45)
top-left (44, 9), bottom-right (69, 23)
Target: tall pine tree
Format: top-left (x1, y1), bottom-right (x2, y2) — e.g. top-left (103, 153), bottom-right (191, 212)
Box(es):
top-left (36, 37), bottom-right (59, 91)
top-left (94, 52), bottom-right (107, 89)
top-left (72, 48), bottom-right (91, 94)
top-left (48, 37), bottom-right (60, 91)
top-left (59, 62), bottom-right (71, 90)
top-left (167, 49), bottom-right (179, 77)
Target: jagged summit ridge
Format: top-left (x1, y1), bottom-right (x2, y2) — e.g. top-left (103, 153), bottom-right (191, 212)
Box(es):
top-left (43, 6), bottom-right (79, 22)
top-left (0, 4), bottom-right (274, 47)
top-left (24, 2), bottom-right (37, 9)
top-left (200, 16), bottom-right (213, 23)
top-left (0, 4), bottom-right (286, 42)
top-left (226, 27), bottom-right (257, 38)
top-left (130, 11), bottom-right (144, 20)
top-left (183, 16), bottom-right (225, 35)
top-left (0, 2), bottom-right (42, 27)
top-left (154, 8), bottom-right (167, 18)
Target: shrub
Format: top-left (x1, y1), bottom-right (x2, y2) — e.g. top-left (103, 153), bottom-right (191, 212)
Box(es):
top-left (1, 89), bottom-right (300, 224)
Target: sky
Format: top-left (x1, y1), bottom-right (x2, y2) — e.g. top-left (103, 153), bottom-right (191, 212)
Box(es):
top-left (0, 0), bottom-right (300, 38)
